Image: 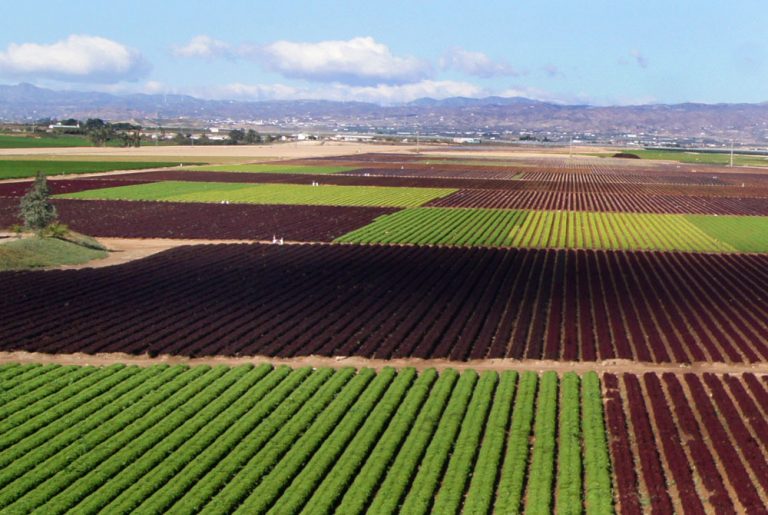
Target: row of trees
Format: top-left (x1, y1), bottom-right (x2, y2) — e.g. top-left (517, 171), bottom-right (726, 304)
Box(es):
top-left (173, 129), bottom-right (278, 146)
top-left (44, 117), bottom-right (277, 147)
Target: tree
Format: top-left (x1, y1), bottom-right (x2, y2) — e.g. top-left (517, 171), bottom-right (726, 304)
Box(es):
top-left (245, 129), bottom-right (261, 144)
top-left (88, 126), bottom-right (114, 146)
top-left (19, 172), bottom-right (57, 234)
top-left (85, 118), bottom-right (106, 131)
top-left (228, 129), bottom-right (245, 145)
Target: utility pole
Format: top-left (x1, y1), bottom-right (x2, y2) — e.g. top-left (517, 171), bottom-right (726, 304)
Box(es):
top-left (569, 136), bottom-right (573, 163)
top-left (416, 129), bottom-right (420, 154)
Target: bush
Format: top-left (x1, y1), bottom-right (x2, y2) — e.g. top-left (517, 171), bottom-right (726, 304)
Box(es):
top-left (19, 172), bottom-right (57, 233)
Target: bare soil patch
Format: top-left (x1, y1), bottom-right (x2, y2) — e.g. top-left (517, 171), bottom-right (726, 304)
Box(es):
top-left (1, 351), bottom-right (766, 375)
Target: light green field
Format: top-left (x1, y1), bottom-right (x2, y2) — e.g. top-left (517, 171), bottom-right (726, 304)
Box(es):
top-left (0, 363), bottom-right (611, 514)
top-left (58, 181), bottom-right (456, 208)
top-left (686, 215), bottom-right (768, 252)
top-left (187, 164), bottom-right (357, 174)
top-left (0, 160), bottom-right (179, 180)
top-left (336, 207), bottom-right (768, 253)
top-left (0, 238), bottom-right (107, 271)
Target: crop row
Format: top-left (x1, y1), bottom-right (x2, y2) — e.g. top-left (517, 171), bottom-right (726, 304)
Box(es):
top-left (428, 189), bottom-right (768, 215)
top-left (90, 169), bottom-right (768, 198)
top-left (57, 181), bottom-right (456, 208)
top-left (0, 363), bottom-right (613, 514)
top-left (336, 207), bottom-right (768, 253)
top-left (0, 178), bottom-right (152, 198)
top-left (603, 372), bottom-right (768, 513)
top-left (2, 243), bottom-right (766, 363)
top-left (0, 198), bottom-right (398, 241)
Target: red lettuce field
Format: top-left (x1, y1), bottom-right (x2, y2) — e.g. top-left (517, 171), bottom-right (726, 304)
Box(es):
top-left (1, 243), bottom-right (766, 362)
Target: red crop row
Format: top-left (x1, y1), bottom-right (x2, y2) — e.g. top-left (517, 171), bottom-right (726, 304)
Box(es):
top-left (604, 372), bottom-right (768, 513)
top-left (106, 170), bottom-right (528, 190)
top-left (520, 169), bottom-right (726, 186)
top-left (427, 188), bottom-right (768, 215)
top-left (1, 244), bottom-right (766, 362)
top-left (0, 198), bottom-right (397, 241)
top-left (107, 168), bottom-right (768, 200)
top-left (0, 178), bottom-right (151, 198)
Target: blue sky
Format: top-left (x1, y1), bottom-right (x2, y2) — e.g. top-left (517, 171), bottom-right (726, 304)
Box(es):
top-left (0, 0), bottom-right (765, 105)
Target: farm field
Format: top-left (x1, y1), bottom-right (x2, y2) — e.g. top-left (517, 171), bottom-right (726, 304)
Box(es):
top-left (0, 178), bottom-right (154, 197)
top-left (0, 134), bottom-right (93, 148)
top-left (0, 160), bottom-right (178, 179)
top-left (0, 198), bottom-right (398, 241)
top-left (0, 363), bottom-right (612, 514)
top-left (187, 163), bottom-right (357, 174)
top-left (2, 148), bottom-right (768, 514)
top-left (428, 188), bottom-right (768, 215)
top-left (604, 372), bottom-right (768, 513)
top-left (57, 180), bottom-right (456, 207)
top-left (337, 207), bottom-right (768, 253)
top-left (594, 148), bottom-right (768, 167)
top-left (2, 243), bottom-right (767, 363)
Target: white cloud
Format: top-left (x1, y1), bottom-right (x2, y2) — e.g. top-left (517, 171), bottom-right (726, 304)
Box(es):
top-left (196, 79), bottom-right (482, 104)
top-left (172, 35), bottom-right (232, 59)
top-left (202, 82), bottom-right (303, 101)
top-left (0, 35), bottom-right (148, 83)
top-left (246, 37), bottom-right (431, 85)
top-left (439, 48), bottom-right (521, 78)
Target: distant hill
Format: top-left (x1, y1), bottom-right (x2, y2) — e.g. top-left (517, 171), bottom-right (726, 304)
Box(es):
top-left (1, 83), bottom-right (767, 142)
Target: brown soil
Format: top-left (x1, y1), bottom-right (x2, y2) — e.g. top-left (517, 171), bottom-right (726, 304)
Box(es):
top-left (1, 351), bottom-right (766, 375)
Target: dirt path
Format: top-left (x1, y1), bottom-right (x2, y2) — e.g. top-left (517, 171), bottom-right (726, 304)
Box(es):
top-left (0, 141), bottom-right (419, 159)
top-left (1, 351), bottom-right (766, 376)
top-left (55, 237), bottom-right (297, 270)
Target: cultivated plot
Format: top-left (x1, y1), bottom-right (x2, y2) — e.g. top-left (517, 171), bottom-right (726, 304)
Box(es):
top-left (604, 372), bottom-right (768, 513)
top-left (187, 163), bottom-right (357, 174)
top-left (337, 207), bottom-right (768, 253)
top-left (2, 244), bottom-right (766, 363)
top-left (0, 363), bottom-right (611, 514)
top-left (0, 198), bottom-right (398, 241)
top-left (57, 181), bottom-right (455, 208)
top-left (0, 160), bottom-right (177, 180)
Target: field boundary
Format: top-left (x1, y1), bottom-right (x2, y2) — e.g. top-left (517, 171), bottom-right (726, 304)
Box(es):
top-left (1, 351), bottom-right (766, 375)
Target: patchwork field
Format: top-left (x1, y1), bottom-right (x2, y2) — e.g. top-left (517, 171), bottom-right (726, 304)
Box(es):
top-left (2, 148), bottom-right (767, 514)
top-left (57, 181), bottom-right (456, 208)
top-left (337, 208), bottom-right (768, 252)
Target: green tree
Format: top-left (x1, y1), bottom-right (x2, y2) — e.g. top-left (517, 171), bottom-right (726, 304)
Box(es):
top-left (19, 172), bottom-right (57, 234)
top-left (228, 129), bottom-right (245, 145)
top-left (245, 129), bottom-right (261, 144)
top-left (88, 126), bottom-right (114, 146)
top-left (85, 118), bottom-right (106, 131)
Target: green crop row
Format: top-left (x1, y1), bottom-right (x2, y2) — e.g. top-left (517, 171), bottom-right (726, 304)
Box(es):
top-left (0, 363), bottom-right (614, 514)
top-left (337, 207), bottom-right (768, 253)
top-left (0, 160), bottom-right (177, 179)
top-left (58, 181), bottom-right (456, 208)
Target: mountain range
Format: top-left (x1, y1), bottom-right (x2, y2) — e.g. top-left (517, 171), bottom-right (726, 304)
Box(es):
top-left (1, 83), bottom-right (767, 143)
